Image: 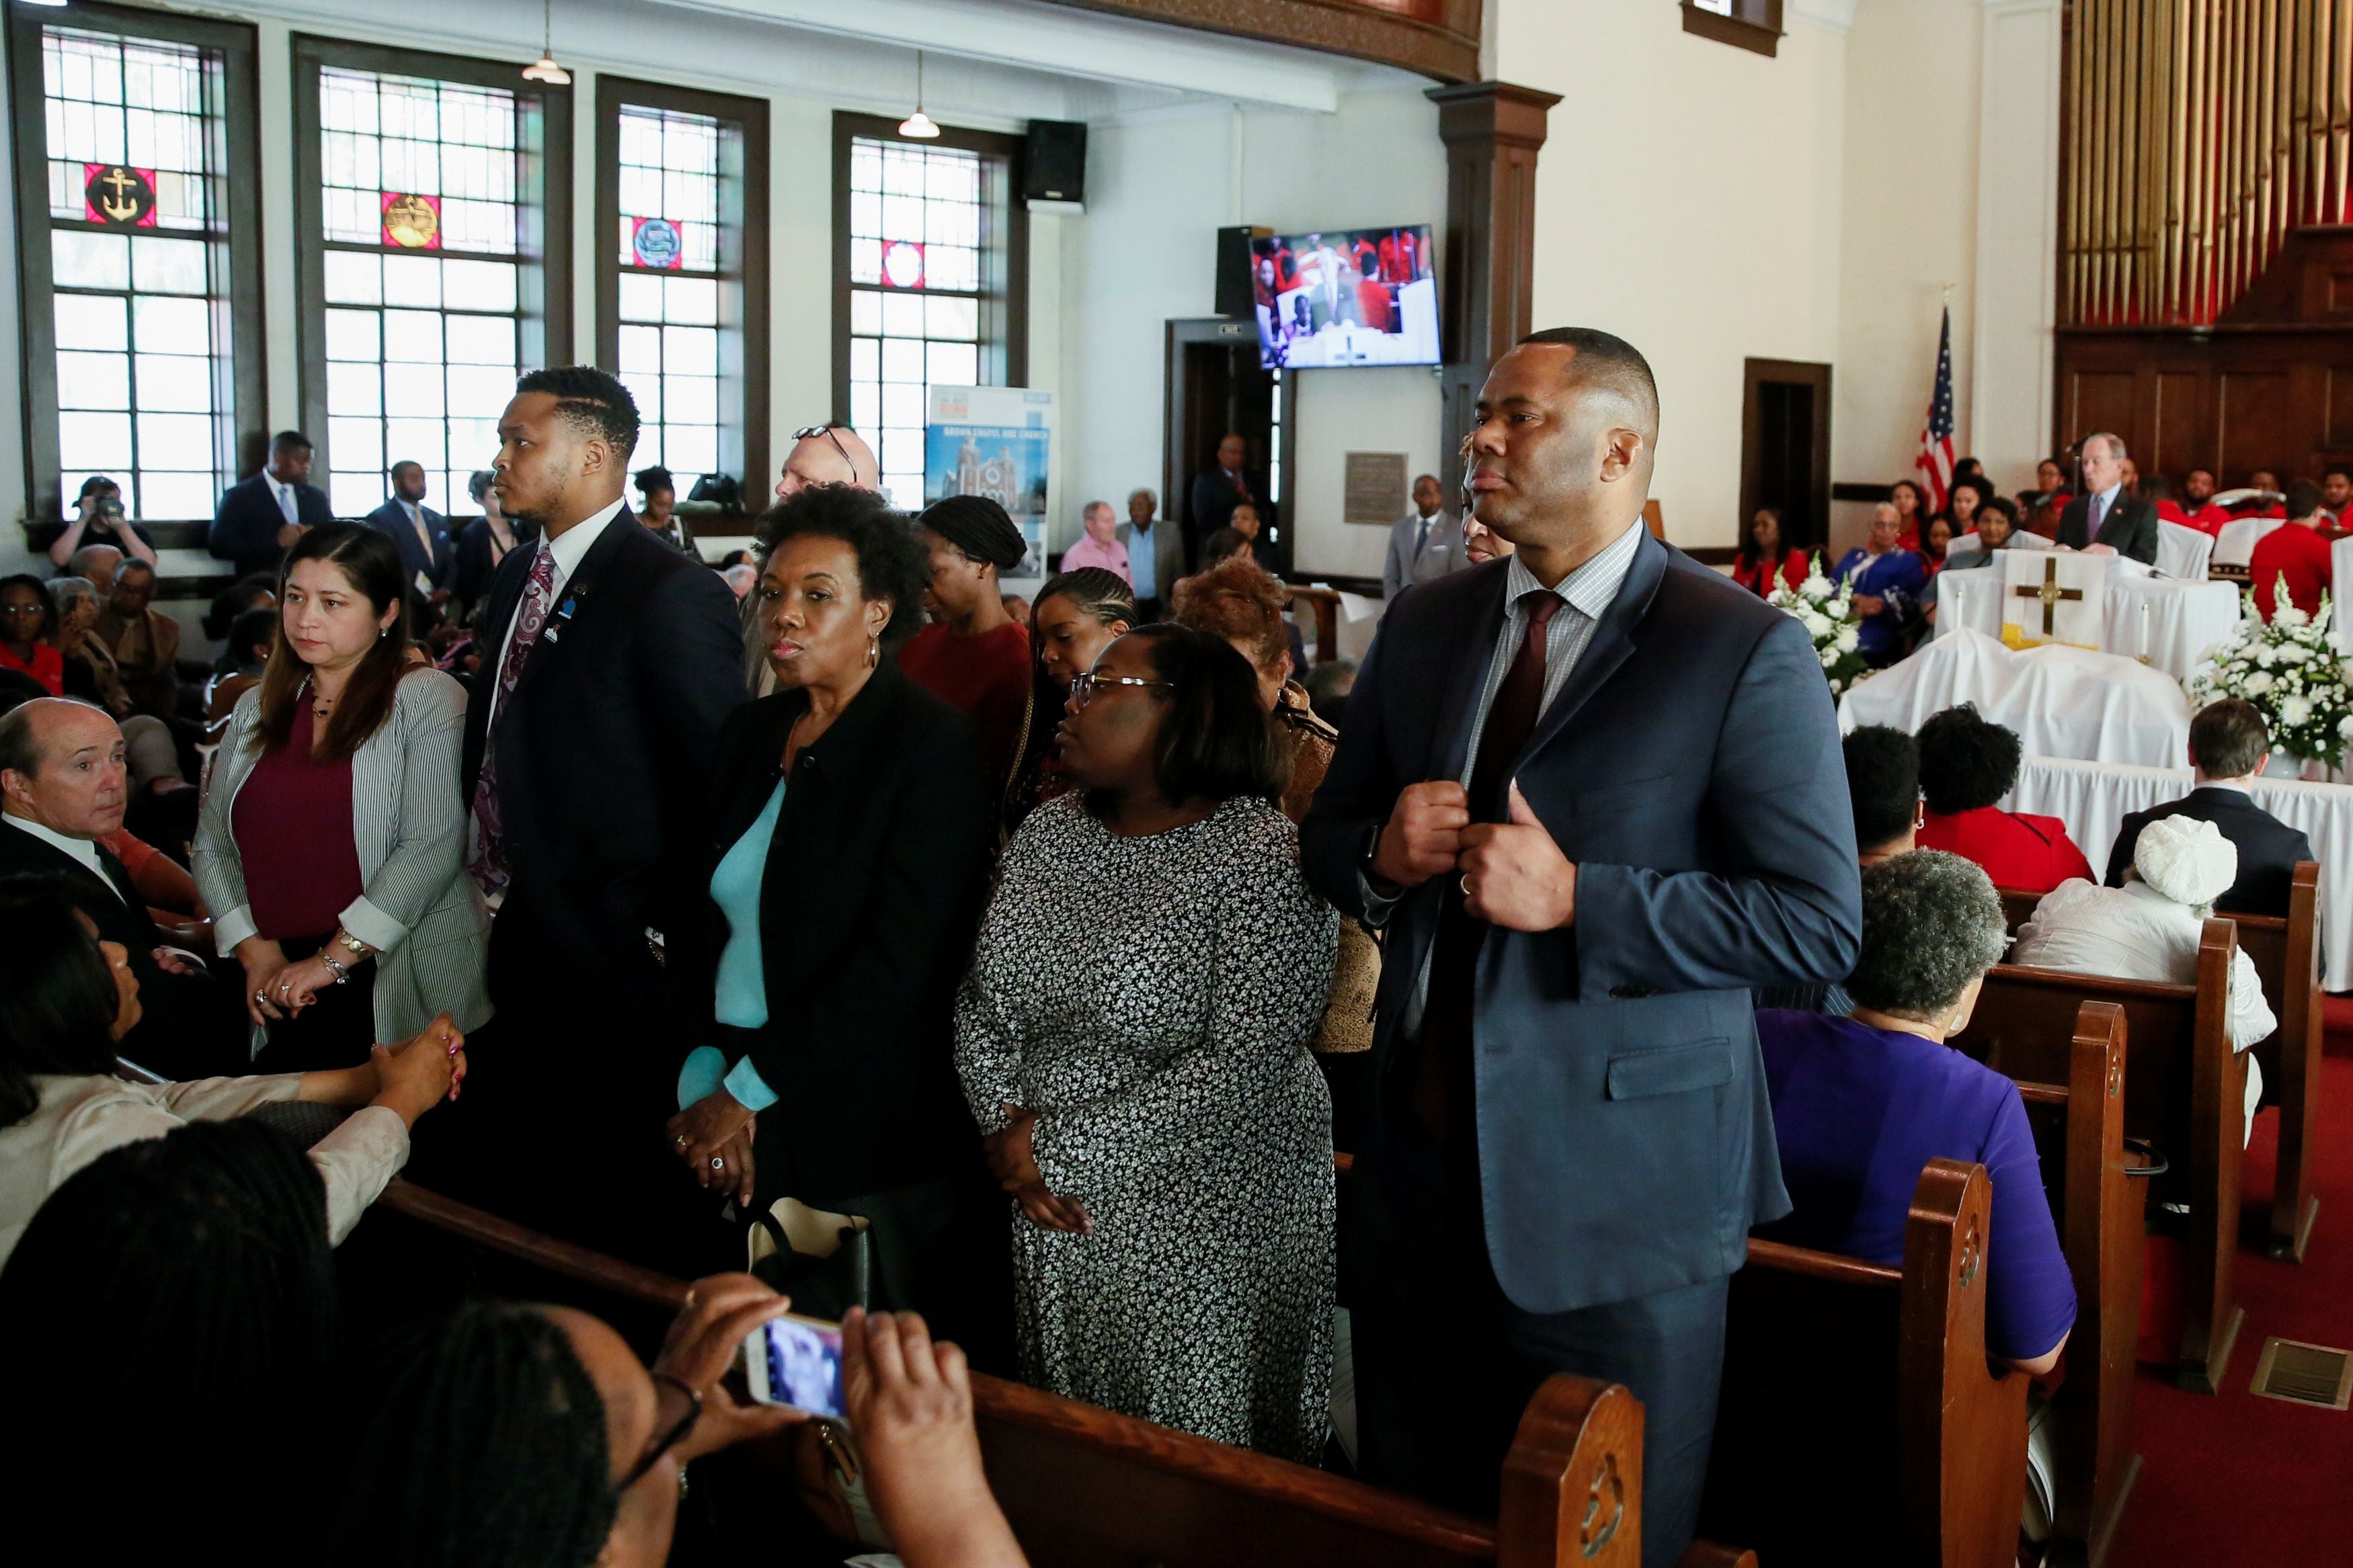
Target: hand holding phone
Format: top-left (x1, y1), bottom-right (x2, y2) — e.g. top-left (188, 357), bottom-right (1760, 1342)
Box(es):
top-left (651, 1274), bottom-right (801, 1465)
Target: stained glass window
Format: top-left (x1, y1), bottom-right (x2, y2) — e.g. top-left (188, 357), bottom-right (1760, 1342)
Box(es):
top-left (37, 25), bottom-right (231, 522)
top-left (613, 105), bottom-right (722, 493)
top-left (315, 67), bottom-right (530, 518)
top-left (844, 136), bottom-right (1006, 509)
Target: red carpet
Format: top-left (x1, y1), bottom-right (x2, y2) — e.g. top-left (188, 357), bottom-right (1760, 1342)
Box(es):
top-left (2104, 1053), bottom-right (2353, 1566)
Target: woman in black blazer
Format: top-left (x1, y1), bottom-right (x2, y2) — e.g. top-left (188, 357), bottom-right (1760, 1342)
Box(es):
top-left (666, 484), bottom-right (998, 1331)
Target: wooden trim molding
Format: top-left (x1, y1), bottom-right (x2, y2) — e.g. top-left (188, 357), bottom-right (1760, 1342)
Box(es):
top-left (1033, 0), bottom-right (1480, 84)
top-left (1682, 1), bottom-right (1784, 58)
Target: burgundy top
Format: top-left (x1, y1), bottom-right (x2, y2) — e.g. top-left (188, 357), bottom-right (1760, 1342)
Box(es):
top-left (231, 700), bottom-right (366, 940)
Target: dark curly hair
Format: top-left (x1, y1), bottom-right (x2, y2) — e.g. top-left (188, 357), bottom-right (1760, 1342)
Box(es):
top-left (515, 366), bottom-right (639, 460)
top-left (1843, 726), bottom-right (1920, 853)
top-left (328, 1301), bottom-right (617, 1568)
top-left (754, 484), bottom-right (930, 647)
top-left (1917, 704), bottom-right (2022, 815)
top-left (1090, 623), bottom-right (1288, 812)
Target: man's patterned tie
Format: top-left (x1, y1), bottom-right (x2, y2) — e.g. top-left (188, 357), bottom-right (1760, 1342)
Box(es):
top-left (468, 547), bottom-right (558, 895)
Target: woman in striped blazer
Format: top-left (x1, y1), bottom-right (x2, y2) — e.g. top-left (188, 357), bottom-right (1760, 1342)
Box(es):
top-left (194, 525), bottom-right (490, 1072)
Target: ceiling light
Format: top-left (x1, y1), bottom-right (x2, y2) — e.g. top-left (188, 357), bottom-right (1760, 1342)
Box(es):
top-left (899, 51), bottom-right (940, 139)
top-left (522, 0), bottom-right (571, 85)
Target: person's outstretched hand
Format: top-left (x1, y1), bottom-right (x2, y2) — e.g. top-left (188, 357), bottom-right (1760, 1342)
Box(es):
top-left (653, 1273), bottom-right (803, 1463)
top-left (844, 1308), bottom-right (1027, 1568)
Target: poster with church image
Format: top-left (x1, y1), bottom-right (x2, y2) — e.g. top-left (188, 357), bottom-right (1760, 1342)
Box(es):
top-left (926, 385), bottom-right (1052, 589)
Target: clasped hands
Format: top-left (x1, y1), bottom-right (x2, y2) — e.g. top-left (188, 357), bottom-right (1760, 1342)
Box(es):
top-left (1371, 778), bottom-right (1577, 931)
top-left (984, 1107), bottom-right (1092, 1236)
top-left (668, 1090), bottom-right (759, 1208)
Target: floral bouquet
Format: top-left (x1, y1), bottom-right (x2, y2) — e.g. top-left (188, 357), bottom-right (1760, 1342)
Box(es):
top-left (2185, 581), bottom-right (2353, 767)
top-left (1767, 553), bottom-right (1871, 696)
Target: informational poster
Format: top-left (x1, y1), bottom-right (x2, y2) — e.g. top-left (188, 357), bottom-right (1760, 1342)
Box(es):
top-left (926, 385), bottom-right (1052, 591)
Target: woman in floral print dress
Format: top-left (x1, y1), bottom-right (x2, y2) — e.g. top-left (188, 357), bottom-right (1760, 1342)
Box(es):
top-left (956, 624), bottom-right (1339, 1460)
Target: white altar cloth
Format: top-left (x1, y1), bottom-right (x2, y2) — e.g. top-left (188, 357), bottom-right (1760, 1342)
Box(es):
top-left (1936, 565), bottom-right (2241, 680)
top-left (1839, 629), bottom-right (2192, 768)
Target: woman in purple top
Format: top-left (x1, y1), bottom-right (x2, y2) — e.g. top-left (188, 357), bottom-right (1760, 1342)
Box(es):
top-left (1755, 850), bottom-right (2075, 1374)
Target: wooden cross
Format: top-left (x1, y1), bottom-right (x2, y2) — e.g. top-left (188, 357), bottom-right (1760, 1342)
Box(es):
top-left (2011, 557), bottom-right (2084, 636)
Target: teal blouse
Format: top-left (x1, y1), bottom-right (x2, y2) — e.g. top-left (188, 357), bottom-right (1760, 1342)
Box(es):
top-left (678, 776), bottom-right (786, 1112)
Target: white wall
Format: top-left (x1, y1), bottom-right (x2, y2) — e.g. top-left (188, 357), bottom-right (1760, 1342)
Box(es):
top-left (1970, 0), bottom-right (2062, 493)
top-left (1488, 0), bottom-right (1852, 550)
top-left (1058, 84), bottom-right (1447, 575)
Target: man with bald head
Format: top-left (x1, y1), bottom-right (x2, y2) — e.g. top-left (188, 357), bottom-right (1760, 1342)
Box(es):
top-left (774, 423), bottom-right (881, 499)
top-left (0, 697), bottom-right (235, 1074)
top-left (1304, 328), bottom-right (1860, 1565)
top-left (67, 542), bottom-right (123, 595)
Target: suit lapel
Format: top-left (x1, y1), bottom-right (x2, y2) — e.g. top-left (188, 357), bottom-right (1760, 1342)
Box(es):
top-left (1520, 532), bottom-right (1669, 766)
top-left (1430, 563), bottom-right (1511, 783)
top-left (512, 507), bottom-right (639, 704)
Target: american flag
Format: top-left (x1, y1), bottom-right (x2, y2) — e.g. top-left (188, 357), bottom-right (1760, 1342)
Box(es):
top-left (1915, 306), bottom-right (1956, 513)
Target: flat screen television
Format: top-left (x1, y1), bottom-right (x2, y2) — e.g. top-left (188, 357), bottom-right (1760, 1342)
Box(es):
top-left (1248, 224), bottom-right (1440, 370)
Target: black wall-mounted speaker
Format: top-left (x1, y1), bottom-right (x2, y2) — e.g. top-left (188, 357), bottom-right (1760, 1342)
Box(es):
top-left (1215, 225), bottom-right (1269, 319)
top-left (1023, 120), bottom-right (1087, 205)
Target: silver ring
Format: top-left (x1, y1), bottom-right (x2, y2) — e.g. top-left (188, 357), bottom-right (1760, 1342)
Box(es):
top-left (709, 1155), bottom-right (725, 1171)
top-left (1460, 874), bottom-right (1472, 896)
top-left (254, 990), bottom-right (267, 1004)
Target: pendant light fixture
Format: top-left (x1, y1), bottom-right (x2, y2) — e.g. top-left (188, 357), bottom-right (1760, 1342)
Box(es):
top-left (522, 0), bottom-right (571, 85)
top-left (898, 50), bottom-right (941, 139)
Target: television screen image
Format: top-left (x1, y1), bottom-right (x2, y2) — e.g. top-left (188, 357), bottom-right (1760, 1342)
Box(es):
top-left (1249, 224), bottom-right (1439, 370)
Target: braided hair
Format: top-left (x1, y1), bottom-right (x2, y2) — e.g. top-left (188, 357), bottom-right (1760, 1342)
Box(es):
top-left (328, 1301), bottom-right (617, 1568)
top-left (0, 1119), bottom-right (337, 1560)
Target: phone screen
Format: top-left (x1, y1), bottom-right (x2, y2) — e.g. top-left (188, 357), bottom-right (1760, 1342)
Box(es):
top-left (745, 1315), bottom-right (846, 1419)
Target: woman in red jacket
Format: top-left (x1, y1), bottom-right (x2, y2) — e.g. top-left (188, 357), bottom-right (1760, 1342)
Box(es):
top-left (1730, 507), bottom-right (1808, 597)
top-left (1914, 704), bottom-right (2094, 894)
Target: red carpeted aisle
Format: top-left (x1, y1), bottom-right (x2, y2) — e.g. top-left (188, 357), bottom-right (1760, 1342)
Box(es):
top-left (2104, 1052), bottom-right (2353, 1566)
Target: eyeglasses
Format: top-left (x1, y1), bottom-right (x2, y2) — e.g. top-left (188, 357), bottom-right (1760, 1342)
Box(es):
top-left (617, 1371), bottom-right (703, 1490)
top-left (1069, 673), bottom-right (1176, 710)
top-left (794, 424), bottom-right (856, 474)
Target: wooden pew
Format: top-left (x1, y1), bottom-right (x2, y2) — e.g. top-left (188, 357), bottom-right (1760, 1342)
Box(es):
top-left (1999, 1001), bottom-right (2143, 1568)
top-left (369, 1180), bottom-right (1752, 1568)
top-left (2000, 860), bottom-right (2323, 1264)
top-left (1953, 921), bottom-right (2246, 1394)
top-left (1700, 1157), bottom-right (2029, 1568)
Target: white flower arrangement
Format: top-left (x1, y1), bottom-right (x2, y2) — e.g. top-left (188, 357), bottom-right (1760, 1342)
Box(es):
top-left (1768, 553), bottom-right (1873, 697)
top-left (2185, 579), bottom-right (2353, 767)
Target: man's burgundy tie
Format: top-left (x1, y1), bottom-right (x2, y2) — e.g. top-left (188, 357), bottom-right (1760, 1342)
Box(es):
top-left (1412, 589), bottom-right (1562, 1143)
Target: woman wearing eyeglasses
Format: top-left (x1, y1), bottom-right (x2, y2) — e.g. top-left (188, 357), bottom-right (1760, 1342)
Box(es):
top-left (955, 624), bottom-right (1339, 1460)
top-left (668, 483), bottom-right (1002, 1333)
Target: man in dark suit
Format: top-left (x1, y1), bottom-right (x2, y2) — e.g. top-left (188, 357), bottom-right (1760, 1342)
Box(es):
top-left (1302, 329), bottom-right (1861, 1567)
top-left (448, 366), bottom-right (746, 1274)
top-left (363, 460), bottom-right (454, 600)
top-left (1187, 431), bottom-right (1257, 571)
top-left (210, 429), bottom-right (333, 581)
top-left (0, 698), bottom-right (237, 1077)
top-left (2057, 431), bottom-right (2159, 563)
top-left (2105, 697), bottom-right (2313, 916)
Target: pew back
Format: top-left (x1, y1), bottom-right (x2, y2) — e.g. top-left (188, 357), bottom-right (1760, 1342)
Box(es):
top-left (1954, 921), bottom-right (2244, 1392)
top-left (2009, 1001), bottom-right (2141, 1567)
top-left (1701, 1158), bottom-right (2028, 1568)
top-left (366, 1181), bottom-right (1672, 1568)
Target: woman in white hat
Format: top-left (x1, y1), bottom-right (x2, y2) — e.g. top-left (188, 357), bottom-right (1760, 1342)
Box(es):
top-left (2011, 813), bottom-right (2273, 1140)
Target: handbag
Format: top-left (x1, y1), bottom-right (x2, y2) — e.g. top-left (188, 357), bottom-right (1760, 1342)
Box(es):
top-left (748, 1198), bottom-right (885, 1548)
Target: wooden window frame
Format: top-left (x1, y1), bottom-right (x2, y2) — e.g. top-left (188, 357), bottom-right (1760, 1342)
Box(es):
top-left (290, 34), bottom-right (573, 493)
top-left (1681, 0), bottom-right (1783, 58)
top-left (7, 0), bottom-right (266, 522)
top-left (595, 75), bottom-right (768, 507)
top-left (830, 110), bottom-right (1029, 430)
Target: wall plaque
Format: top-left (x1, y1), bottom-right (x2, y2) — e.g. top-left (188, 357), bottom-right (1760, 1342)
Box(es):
top-left (1345, 451), bottom-right (1408, 524)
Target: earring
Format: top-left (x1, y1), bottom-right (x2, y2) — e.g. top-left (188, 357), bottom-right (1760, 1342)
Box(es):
top-left (378, 627), bottom-right (389, 640)
top-left (866, 634), bottom-right (880, 669)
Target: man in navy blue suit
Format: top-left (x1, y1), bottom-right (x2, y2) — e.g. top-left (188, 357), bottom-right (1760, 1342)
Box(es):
top-left (362, 459), bottom-right (454, 600)
top-left (1302, 329), bottom-right (1860, 1567)
top-left (208, 430), bottom-right (332, 581)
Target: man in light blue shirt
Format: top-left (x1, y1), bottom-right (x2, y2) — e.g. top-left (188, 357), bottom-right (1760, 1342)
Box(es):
top-left (1121, 487), bottom-right (1168, 616)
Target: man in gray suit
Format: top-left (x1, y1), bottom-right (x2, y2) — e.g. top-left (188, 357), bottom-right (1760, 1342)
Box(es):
top-left (1304, 329), bottom-right (1860, 1567)
top-left (2057, 431), bottom-right (2159, 563)
top-left (1381, 472), bottom-right (1466, 602)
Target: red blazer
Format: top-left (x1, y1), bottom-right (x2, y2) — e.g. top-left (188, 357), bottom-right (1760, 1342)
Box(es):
top-left (1918, 807), bottom-right (2095, 895)
top-left (1730, 548), bottom-right (1808, 597)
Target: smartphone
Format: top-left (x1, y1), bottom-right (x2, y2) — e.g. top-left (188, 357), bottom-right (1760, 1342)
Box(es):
top-left (742, 1312), bottom-right (847, 1420)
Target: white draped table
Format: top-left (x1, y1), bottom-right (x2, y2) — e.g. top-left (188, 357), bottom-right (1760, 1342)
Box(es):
top-left (1936, 565), bottom-right (2243, 679)
top-left (2008, 754), bottom-right (2353, 989)
top-left (1839, 629), bottom-right (2193, 769)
